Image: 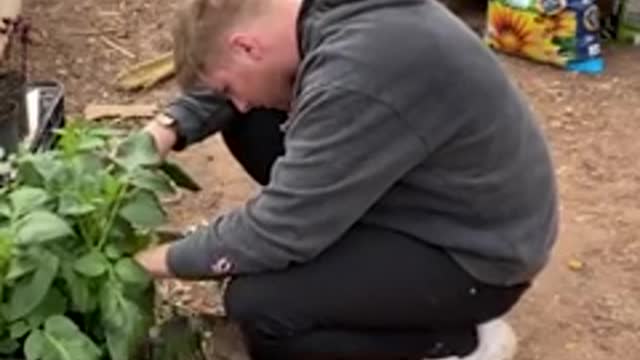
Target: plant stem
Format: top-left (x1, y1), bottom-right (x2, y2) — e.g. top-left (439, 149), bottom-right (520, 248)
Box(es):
top-left (78, 218), bottom-right (94, 249)
top-left (97, 184), bottom-right (128, 250)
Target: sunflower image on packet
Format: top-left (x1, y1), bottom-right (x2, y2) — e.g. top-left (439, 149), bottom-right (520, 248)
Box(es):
top-left (485, 0), bottom-right (605, 74)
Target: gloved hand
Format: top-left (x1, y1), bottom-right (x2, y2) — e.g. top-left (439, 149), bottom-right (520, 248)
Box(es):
top-left (163, 87), bottom-right (239, 151)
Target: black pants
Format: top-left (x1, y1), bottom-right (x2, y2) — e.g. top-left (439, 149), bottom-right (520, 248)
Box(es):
top-left (219, 110), bottom-right (530, 360)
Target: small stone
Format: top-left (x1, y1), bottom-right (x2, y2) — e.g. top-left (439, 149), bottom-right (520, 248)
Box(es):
top-left (550, 120), bottom-right (563, 128)
top-left (564, 106), bottom-right (574, 116)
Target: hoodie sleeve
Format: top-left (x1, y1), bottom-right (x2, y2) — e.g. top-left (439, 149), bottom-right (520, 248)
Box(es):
top-left (166, 85), bottom-right (428, 279)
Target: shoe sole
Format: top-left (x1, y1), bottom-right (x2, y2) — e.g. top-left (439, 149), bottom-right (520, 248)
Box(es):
top-left (467, 319), bottom-right (518, 360)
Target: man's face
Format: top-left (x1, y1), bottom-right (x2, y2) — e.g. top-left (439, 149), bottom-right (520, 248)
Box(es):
top-left (204, 34), bottom-right (296, 113)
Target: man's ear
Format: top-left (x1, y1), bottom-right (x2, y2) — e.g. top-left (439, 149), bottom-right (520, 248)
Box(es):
top-left (229, 33), bottom-right (262, 62)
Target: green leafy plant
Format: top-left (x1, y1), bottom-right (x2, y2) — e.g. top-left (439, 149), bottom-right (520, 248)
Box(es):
top-left (0, 121), bottom-right (199, 360)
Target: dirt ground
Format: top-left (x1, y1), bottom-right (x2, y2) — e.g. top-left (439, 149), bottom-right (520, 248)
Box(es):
top-left (21, 0), bottom-right (640, 359)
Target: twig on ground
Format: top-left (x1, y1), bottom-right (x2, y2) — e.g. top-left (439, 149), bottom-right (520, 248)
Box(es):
top-left (100, 35), bottom-right (135, 59)
top-left (66, 28), bottom-right (120, 36)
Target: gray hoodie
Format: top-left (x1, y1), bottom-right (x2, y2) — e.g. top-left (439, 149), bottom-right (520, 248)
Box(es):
top-left (165, 0), bottom-right (559, 286)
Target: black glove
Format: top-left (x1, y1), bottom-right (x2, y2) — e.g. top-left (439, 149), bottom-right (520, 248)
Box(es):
top-left (163, 88), bottom-right (239, 151)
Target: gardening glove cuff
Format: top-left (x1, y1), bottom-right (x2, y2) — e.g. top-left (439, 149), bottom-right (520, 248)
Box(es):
top-left (163, 88), bottom-right (239, 151)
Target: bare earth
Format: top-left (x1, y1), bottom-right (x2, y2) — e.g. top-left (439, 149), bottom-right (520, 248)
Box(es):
top-left (23, 0), bottom-right (640, 359)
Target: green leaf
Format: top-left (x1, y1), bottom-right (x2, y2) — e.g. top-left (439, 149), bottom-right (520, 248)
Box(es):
top-left (115, 258), bottom-right (151, 289)
top-left (101, 283), bottom-right (151, 360)
top-left (0, 229), bottom-right (12, 276)
top-left (9, 320), bottom-right (30, 339)
top-left (16, 158), bottom-right (46, 188)
top-left (73, 153), bottom-right (105, 175)
top-left (26, 287), bottom-right (68, 329)
top-left (104, 215), bottom-right (134, 244)
top-left (17, 153), bottom-right (66, 188)
top-left (128, 167), bottom-right (175, 195)
top-left (114, 132), bottom-right (161, 169)
top-left (73, 251), bottom-right (109, 277)
top-left (5, 254), bottom-right (38, 281)
top-left (0, 337), bottom-right (20, 355)
top-left (15, 211), bottom-right (74, 245)
top-left (58, 193), bottom-right (96, 216)
top-left (100, 284), bottom-right (126, 330)
top-left (76, 136), bottom-right (105, 151)
top-left (103, 174), bottom-right (123, 203)
top-left (113, 232), bottom-right (153, 257)
top-left (119, 190), bottom-right (166, 228)
top-left (61, 264), bottom-right (96, 313)
top-left (0, 160), bottom-right (11, 178)
top-left (10, 187), bottom-right (50, 217)
top-left (0, 201), bottom-right (11, 219)
top-left (160, 161), bottom-right (202, 192)
top-left (88, 127), bottom-right (126, 138)
top-left (39, 315), bottom-right (102, 360)
top-left (4, 250), bottom-right (60, 321)
top-left (24, 330), bottom-right (45, 360)
top-left (104, 244), bottom-right (123, 260)
top-left (104, 217), bottom-right (153, 255)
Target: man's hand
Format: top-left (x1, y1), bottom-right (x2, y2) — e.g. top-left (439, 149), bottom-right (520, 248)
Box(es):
top-left (144, 114), bottom-right (178, 159)
top-left (135, 243), bottom-right (175, 278)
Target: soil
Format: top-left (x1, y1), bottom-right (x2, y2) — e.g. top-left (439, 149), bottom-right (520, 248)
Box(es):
top-left (22, 0), bottom-right (640, 359)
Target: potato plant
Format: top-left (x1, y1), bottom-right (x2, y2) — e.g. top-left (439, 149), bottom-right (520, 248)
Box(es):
top-left (0, 122), bottom-right (199, 360)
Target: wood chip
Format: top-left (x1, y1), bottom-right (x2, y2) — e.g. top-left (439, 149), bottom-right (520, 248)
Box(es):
top-left (83, 104), bottom-right (158, 121)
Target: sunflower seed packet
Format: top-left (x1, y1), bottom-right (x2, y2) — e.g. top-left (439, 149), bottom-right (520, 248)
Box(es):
top-left (485, 0), bottom-right (605, 74)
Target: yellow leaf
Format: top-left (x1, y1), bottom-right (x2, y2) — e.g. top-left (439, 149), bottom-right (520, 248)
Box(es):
top-left (568, 259), bottom-right (584, 271)
top-left (115, 52), bottom-right (175, 92)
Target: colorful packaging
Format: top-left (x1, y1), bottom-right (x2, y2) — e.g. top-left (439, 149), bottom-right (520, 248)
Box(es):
top-left (485, 0), bottom-right (604, 74)
top-left (617, 0), bottom-right (640, 44)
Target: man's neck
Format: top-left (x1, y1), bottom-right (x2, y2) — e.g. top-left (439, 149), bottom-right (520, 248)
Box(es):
top-left (269, 0), bottom-right (303, 73)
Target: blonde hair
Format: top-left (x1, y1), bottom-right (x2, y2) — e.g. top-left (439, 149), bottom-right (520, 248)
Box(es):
top-left (172, 0), bottom-right (266, 89)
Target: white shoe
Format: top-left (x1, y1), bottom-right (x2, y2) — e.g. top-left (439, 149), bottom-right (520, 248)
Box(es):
top-left (428, 319), bottom-right (518, 360)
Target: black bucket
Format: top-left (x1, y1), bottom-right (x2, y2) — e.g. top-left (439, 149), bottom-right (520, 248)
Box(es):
top-left (0, 106), bottom-right (20, 155)
top-left (0, 80), bottom-right (65, 186)
top-left (0, 71), bottom-right (26, 155)
top-left (25, 80), bottom-right (65, 152)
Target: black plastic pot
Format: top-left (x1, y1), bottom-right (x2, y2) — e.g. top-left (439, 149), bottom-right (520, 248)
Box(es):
top-left (0, 80), bottom-right (65, 187)
top-left (25, 80), bottom-right (66, 152)
top-left (0, 76), bottom-right (65, 157)
top-left (0, 71), bottom-right (26, 155)
top-left (0, 108), bottom-right (20, 155)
